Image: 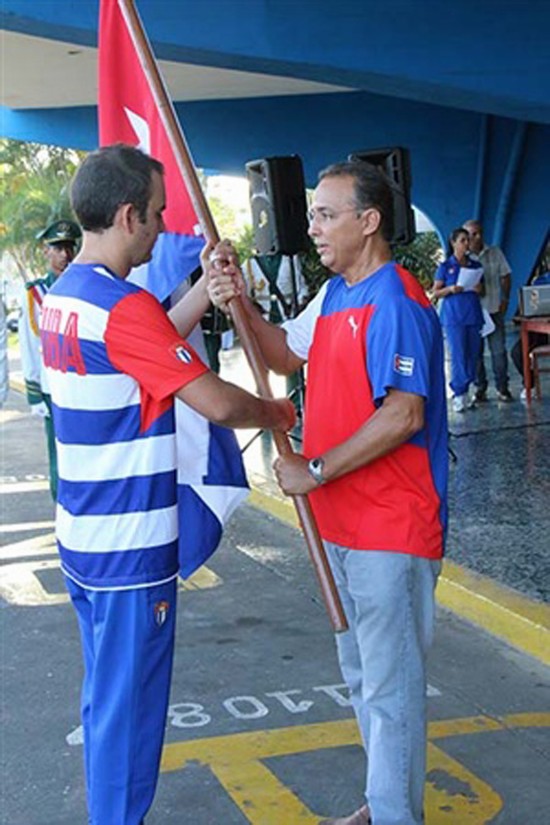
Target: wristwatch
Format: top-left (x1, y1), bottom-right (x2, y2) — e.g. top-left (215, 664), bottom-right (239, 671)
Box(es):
top-left (307, 457), bottom-right (326, 485)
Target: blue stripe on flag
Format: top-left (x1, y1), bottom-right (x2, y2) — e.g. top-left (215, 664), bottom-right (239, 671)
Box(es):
top-left (128, 232), bottom-right (205, 302)
top-left (177, 486), bottom-right (223, 578)
top-left (206, 423), bottom-right (248, 486)
top-left (177, 409), bottom-right (248, 579)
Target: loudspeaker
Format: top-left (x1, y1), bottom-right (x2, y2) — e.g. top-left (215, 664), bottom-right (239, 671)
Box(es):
top-left (348, 147), bottom-right (416, 245)
top-left (246, 155), bottom-right (310, 256)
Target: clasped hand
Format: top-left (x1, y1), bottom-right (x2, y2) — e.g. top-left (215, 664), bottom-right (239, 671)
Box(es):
top-left (201, 240), bottom-right (245, 312)
top-left (273, 454), bottom-right (318, 496)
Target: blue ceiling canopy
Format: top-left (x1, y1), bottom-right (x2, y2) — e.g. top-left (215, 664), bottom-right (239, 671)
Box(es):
top-left (2, 0), bottom-right (549, 123)
top-left (2, 0), bottom-right (549, 302)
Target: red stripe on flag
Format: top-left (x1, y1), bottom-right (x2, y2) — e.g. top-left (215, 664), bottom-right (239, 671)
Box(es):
top-left (98, 0), bottom-right (200, 238)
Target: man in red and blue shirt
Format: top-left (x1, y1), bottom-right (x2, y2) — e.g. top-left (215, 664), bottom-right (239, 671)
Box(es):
top-left (41, 144), bottom-right (295, 825)
top-left (208, 160), bottom-right (448, 825)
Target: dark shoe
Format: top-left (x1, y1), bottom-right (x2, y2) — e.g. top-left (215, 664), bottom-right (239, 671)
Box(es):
top-left (474, 388), bottom-right (488, 402)
top-left (319, 804), bottom-right (371, 825)
top-left (496, 388), bottom-right (513, 401)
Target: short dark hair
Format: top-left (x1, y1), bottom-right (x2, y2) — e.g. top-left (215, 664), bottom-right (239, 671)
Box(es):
top-left (447, 227), bottom-right (469, 257)
top-left (71, 144), bottom-right (164, 231)
top-left (318, 160), bottom-right (394, 241)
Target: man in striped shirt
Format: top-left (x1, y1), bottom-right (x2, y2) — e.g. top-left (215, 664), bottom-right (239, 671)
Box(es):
top-left (41, 144), bottom-right (295, 825)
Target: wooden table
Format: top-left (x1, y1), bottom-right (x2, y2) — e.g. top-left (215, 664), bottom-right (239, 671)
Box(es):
top-left (519, 315), bottom-right (550, 402)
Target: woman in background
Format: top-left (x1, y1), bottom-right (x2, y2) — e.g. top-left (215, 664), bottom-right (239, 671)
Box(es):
top-left (433, 228), bottom-right (484, 412)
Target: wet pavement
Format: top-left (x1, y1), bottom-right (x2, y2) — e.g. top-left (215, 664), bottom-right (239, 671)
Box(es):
top-left (1, 338), bottom-right (550, 824)
top-left (219, 336), bottom-right (550, 607)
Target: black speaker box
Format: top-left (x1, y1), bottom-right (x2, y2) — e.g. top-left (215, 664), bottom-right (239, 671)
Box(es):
top-left (246, 155), bottom-right (310, 256)
top-left (348, 147), bottom-right (416, 245)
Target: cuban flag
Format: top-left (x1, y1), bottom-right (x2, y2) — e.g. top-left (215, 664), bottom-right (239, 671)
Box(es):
top-left (98, 0), bottom-right (248, 577)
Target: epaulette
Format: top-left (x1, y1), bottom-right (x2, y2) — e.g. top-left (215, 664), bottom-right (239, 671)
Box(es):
top-left (25, 277), bottom-right (51, 335)
top-left (25, 276), bottom-right (50, 291)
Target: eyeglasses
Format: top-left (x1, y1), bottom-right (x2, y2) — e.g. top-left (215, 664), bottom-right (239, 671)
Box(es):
top-left (307, 207), bottom-right (362, 224)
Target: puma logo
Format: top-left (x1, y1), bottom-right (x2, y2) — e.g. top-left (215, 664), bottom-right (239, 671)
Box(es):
top-left (348, 315), bottom-right (359, 338)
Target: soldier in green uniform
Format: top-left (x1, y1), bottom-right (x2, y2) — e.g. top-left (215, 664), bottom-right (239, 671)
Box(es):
top-left (19, 219), bottom-right (81, 499)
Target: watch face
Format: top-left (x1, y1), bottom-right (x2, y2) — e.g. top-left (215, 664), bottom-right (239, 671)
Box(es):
top-left (308, 457), bottom-right (325, 484)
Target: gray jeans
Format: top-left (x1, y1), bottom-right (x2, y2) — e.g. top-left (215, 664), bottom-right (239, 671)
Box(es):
top-left (326, 544), bottom-right (441, 825)
top-left (476, 311), bottom-right (509, 392)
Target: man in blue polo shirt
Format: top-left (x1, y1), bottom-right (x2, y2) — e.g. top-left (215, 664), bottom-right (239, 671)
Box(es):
top-left (207, 160), bottom-right (448, 825)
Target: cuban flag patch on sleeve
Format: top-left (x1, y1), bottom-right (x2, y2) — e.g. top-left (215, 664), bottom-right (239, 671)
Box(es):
top-left (394, 353), bottom-right (415, 376)
top-left (174, 344), bottom-right (193, 364)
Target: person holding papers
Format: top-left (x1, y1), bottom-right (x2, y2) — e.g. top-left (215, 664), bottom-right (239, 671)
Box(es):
top-left (433, 228), bottom-right (484, 412)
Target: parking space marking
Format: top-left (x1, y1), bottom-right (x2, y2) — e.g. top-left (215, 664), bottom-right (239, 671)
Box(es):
top-left (248, 491), bottom-right (550, 666)
top-left (0, 534), bottom-right (222, 605)
top-left (0, 559), bottom-right (70, 606)
top-left (161, 713), bottom-right (549, 824)
top-left (0, 520), bottom-right (55, 535)
top-left (0, 532), bottom-right (57, 560)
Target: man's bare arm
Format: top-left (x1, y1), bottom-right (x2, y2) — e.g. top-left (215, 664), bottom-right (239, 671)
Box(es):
top-left (274, 389), bottom-right (425, 495)
top-left (176, 370), bottom-right (296, 431)
top-left (206, 240), bottom-right (305, 377)
top-left (167, 274), bottom-right (210, 339)
top-left (239, 293), bottom-right (306, 376)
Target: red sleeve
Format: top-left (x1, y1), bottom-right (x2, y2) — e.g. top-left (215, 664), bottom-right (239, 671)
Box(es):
top-left (104, 290), bottom-right (209, 401)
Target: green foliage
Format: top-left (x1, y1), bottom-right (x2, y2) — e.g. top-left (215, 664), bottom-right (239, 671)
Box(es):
top-left (0, 139), bottom-right (83, 281)
top-left (393, 231), bottom-right (442, 290)
top-left (207, 194), bottom-right (244, 242)
top-left (233, 224), bottom-right (256, 263)
top-left (299, 242), bottom-right (332, 296)
top-left (261, 232), bottom-right (443, 299)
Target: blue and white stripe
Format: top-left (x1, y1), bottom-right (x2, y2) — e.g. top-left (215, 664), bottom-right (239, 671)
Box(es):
top-left (43, 265), bottom-right (179, 590)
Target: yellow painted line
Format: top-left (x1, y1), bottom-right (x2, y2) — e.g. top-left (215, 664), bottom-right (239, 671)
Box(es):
top-left (0, 479), bottom-right (50, 493)
top-left (162, 714), bottom-right (549, 824)
top-left (0, 520), bottom-right (55, 534)
top-left (0, 559), bottom-right (70, 606)
top-left (0, 532), bottom-right (57, 560)
top-left (429, 711), bottom-right (550, 739)
top-left (212, 758), bottom-right (316, 824)
top-left (179, 566), bottom-right (222, 591)
top-left (0, 528), bottom-right (221, 605)
top-left (8, 375), bottom-right (25, 394)
top-left (248, 486), bottom-right (299, 529)
top-left (426, 742), bottom-right (502, 823)
top-left (436, 562), bottom-right (550, 666)
top-left (0, 409), bottom-right (24, 424)
top-left (162, 712), bottom-right (550, 770)
top-left (248, 489), bottom-right (550, 666)
top-left (429, 715), bottom-right (504, 739)
top-left (162, 719), bottom-right (360, 770)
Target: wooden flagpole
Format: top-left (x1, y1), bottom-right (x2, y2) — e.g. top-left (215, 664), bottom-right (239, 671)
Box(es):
top-left (118, 0), bottom-right (347, 632)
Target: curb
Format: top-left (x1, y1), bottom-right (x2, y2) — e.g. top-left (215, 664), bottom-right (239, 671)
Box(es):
top-left (9, 375), bottom-right (26, 395)
top-left (248, 487), bottom-right (550, 667)
top-left (10, 377), bottom-right (549, 667)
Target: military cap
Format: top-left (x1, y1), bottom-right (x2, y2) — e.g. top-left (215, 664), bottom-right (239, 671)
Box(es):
top-left (37, 219), bottom-right (82, 245)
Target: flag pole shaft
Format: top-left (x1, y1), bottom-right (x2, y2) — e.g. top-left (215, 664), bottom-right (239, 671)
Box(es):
top-left (120, 0), bottom-right (347, 633)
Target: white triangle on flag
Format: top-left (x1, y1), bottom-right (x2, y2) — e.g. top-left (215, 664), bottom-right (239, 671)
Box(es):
top-left (124, 107), bottom-right (151, 154)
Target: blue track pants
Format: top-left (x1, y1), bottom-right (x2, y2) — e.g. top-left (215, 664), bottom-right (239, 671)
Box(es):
top-left (445, 324), bottom-right (481, 396)
top-left (66, 576), bottom-right (177, 825)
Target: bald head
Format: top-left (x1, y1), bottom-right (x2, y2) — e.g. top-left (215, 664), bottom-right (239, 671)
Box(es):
top-left (463, 219), bottom-right (483, 255)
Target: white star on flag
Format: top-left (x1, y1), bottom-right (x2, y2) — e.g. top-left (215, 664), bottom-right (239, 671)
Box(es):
top-left (124, 107), bottom-right (150, 153)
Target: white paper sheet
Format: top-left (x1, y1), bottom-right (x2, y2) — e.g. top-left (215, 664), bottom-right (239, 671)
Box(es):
top-left (456, 266), bottom-right (483, 291)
